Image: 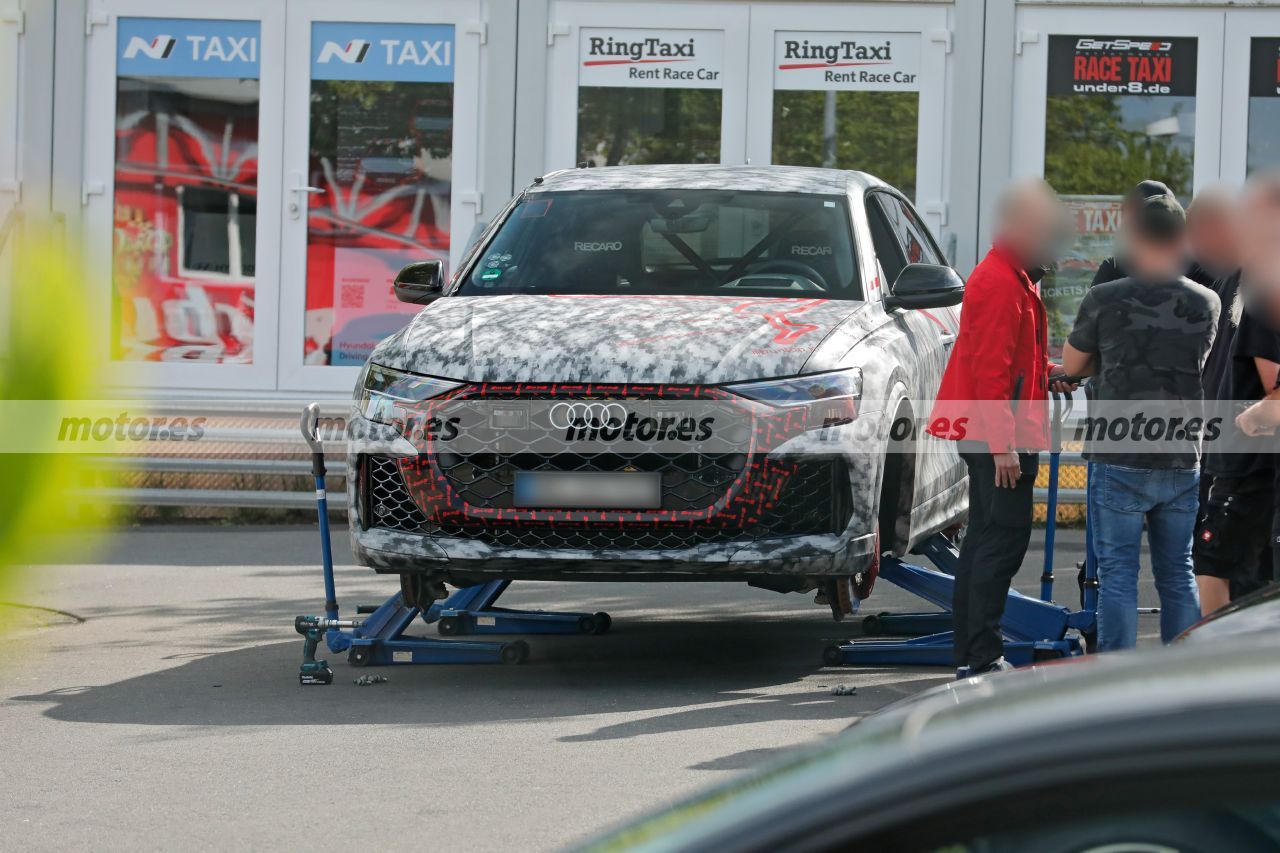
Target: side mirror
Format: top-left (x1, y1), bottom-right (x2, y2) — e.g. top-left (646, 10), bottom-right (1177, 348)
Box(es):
top-left (884, 263), bottom-right (964, 311)
top-left (394, 260), bottom-right (445, 305)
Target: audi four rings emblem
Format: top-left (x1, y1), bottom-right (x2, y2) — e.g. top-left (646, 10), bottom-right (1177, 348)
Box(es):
top-left (548, 402), bottom-right (627, 429)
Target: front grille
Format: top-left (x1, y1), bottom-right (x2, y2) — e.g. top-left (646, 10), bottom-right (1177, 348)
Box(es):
top-left (364, 454), bottom-right (431, 533)
top-left (362, 453), bottom-right (852, 549)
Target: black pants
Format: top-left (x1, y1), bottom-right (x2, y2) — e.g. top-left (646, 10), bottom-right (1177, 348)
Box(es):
top-left (953, 451), bottom-right (1038, 669)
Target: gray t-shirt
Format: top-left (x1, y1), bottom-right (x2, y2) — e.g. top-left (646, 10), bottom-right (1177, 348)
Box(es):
top-left (1068, 276), bottom-right (1221, 469)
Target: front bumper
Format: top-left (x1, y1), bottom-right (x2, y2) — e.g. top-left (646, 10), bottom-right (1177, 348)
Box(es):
top-left (346, 404), bottom-right (879, 582)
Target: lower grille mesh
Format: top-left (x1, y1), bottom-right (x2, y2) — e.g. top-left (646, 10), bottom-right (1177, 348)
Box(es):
top-left (363, 453), bottom-right (852, 549)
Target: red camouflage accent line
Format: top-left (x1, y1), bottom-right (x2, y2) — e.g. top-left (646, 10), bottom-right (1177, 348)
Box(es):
top-left (394, 383), bottom-right (813, 532)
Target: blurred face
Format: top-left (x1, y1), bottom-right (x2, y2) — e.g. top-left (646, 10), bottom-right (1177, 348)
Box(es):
top-left (1239, 177), bottom-right (1280, 299)
top-left (1187, 196), bottom-right (1238, 276)
top-left (997, 184), bottom-right (1065, 269)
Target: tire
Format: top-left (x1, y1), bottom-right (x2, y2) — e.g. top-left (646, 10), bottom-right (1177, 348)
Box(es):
top-left (500, 641), bottom-right (529, 665)
top-left (854, 526), bottom-right (881, 600)
top-left (822, 644), bottom-right (846, 666)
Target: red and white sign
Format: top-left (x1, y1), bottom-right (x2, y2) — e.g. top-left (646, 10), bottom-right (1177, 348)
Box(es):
top-left (578, 27), bottom-right (724, 89)
top-left (773, 31), bottom-right (921, 91)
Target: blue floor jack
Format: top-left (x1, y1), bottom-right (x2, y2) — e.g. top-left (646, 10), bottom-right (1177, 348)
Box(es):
top-left (824, 393), bottom-right (1099, 668)
top-left (293, 404), bottom-right (610, 685)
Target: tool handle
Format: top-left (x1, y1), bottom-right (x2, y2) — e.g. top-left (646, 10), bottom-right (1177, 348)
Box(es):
top-left (300, 402), bottom-right (326, 476)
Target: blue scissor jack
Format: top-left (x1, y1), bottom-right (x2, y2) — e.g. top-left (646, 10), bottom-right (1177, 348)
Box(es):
top-left (825, 393), bottom-right (1098, 668)
top-left (294, 404), bottom-right (610, 685)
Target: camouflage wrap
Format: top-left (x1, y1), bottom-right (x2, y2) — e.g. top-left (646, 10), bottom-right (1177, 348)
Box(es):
top-left (1068, 276), bottom-right (1221, 469)
top-left (348, 165), bottom-right (967, 592)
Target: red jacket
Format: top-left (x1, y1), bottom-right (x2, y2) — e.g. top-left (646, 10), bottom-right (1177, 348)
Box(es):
top-left (928, 244), bottom-right (1050, 452)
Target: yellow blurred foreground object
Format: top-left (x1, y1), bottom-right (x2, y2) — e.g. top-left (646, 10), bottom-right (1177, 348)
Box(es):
top-left (0, 227), bottom-right (117, 599)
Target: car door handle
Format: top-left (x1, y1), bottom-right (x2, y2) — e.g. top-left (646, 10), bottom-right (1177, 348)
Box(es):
top-left (290, 185), bottom-right (325, 194)
top-left (940, 332), bottom-right (956, 346)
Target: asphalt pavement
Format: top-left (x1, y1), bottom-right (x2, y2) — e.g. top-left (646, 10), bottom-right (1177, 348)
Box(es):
top-left (0, 523), bottom-right (1166, 851)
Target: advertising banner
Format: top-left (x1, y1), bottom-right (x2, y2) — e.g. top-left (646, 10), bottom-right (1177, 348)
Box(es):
top-left (1043, 195), bottom-right (1124, 353)
top-left (113, 18), bottom-right (261, 364)
top-left (311, 22), bottom-right (455, 83)
top-left (1047, 35), bottom-right (1197, 97)
top-left (118, 17), bottom-right (260, 79)
top-left (578, 28), bottom-right (723, 89)
top-left (773, 32), bottom-right (921, 92)
top-left (1250, 37), bottom-right (1280, 98)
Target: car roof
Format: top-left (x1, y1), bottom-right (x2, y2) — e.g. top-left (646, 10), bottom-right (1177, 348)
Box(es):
top-left (529, 164), bottom-right (879, 196)
top-left (575, 637), bottom-right (1280, 852)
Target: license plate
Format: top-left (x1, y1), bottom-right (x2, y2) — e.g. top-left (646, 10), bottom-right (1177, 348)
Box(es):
top-left (513, 471), bottom-right (662, 509)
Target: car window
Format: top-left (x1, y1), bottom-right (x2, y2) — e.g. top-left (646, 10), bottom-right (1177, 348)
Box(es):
top-left (872, 193), bottom-right (944, 271)
top-left (457, 189), bottom-right (862, 300)
top-left (865, 196), bottom-right (907, 288)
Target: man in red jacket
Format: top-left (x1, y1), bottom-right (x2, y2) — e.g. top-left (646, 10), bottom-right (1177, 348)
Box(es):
top-left (928, 180), bottom-right (1074, 677)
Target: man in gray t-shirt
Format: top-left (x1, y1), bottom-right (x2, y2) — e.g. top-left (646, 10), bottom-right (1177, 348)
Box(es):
top-left (1062, 194), bottom-right (1220, 653)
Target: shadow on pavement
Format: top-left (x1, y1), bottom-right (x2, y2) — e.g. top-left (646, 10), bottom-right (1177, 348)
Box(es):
top-left (10, 614), bottom-right (950, 736)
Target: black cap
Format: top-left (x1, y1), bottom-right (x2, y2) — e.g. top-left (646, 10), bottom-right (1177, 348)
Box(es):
top-left (1125, 180), bottom-right (1173, 205)
top-left (1130, 194), bottom-right (1186, 244)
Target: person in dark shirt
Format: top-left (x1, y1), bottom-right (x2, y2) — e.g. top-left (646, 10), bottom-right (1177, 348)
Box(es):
top-left (1090, 180), bottom-right (1175, 287)
top-left (1194, 293), bottom-right (1280, 613)
top-left (1214, 174), bottom-right (1280, 601)
top-left (1062, 194), bottom-right (1220, 652)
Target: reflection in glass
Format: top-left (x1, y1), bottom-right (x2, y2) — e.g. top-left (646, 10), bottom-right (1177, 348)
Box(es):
top-left (577, 87), bottom-right (722, 166)
top-left (304, 81), bottom-right (454, 366)
top-left (113, 77), bottom-right (260, 363)
top-left (772, 91), bottom-right (919, 201)
top-left (1042, 93), bottom-right (1196, 353)
top-left (1248, 98), bottom-right (1280, 174)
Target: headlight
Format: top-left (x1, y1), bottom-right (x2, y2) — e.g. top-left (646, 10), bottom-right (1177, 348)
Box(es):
top-left (725, 369), bottom-right (862, 430)
top-left (357, 363), bottom-right (462, 426)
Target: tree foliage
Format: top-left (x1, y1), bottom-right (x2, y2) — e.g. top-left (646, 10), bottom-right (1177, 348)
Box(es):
top-left (1044, 95), bottom-right (1193, 198)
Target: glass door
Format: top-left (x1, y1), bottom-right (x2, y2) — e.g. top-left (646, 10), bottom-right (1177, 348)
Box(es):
top-left (545, 1), bottom-right (749, 169)
top-left (745, 4), bottom-right (950, 236)
top-left (82, 1), bottom-right (286, 389)
top-left (1222, 10), bottom-right (1280, 183)
top-left (1010, 7), bottom-right (1224, 354)
top-left (277, 0), bottom-right (483, 392)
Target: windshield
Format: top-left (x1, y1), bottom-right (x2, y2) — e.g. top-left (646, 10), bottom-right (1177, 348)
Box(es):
top-left (458, 189), bottom-right (861, 299)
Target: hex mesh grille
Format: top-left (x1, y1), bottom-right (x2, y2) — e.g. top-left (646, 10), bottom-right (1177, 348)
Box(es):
top-left (363, 453), bottom-right (851, 549)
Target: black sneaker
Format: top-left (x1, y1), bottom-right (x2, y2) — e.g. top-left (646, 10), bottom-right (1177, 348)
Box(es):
top-left (971, 657), bottom-right (1014, 675)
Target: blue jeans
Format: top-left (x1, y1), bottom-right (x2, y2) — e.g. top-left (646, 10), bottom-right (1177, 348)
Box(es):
top-left (1089, 463), bottom-right (1202, 651)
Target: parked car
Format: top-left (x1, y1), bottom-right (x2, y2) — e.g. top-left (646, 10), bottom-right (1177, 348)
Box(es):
top-left (574, 638), bottom-right (1280, 852)
top-left (1176, 581), bottom-right (1280, 645)
top-left (346, 165), bottom-right (967, 617)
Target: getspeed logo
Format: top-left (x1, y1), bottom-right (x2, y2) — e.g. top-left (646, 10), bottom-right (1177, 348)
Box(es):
top-left (1075, 38), bottom-right (1173, 52)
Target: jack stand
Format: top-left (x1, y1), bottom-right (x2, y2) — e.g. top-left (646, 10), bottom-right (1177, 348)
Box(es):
top-left (425, 580), bottom-right (612, 636)
top-left (293, 403), bottom-right (526, 685)
top-left (823, 534), bottom-right (1091, 667)
top-left (826, 392), bottom-right (1096, 669)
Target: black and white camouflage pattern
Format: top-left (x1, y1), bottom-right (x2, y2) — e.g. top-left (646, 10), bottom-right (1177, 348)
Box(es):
top-left (349, 165), bottom-right (966, 592)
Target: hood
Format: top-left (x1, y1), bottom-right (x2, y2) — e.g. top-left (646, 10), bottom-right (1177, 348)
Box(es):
top-left (371, 294), bottom-right (872, 384)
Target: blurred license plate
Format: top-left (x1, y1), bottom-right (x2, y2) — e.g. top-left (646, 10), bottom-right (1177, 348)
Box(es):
top-left (513, 471), bottom-right (662, 509)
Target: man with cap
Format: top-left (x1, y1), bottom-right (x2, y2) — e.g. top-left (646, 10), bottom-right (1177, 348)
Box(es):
top-left (1061, 193), bottom-right (1220, 651)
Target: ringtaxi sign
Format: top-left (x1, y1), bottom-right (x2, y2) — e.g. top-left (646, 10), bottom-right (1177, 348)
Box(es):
top-left (773, 32), bottom-right (921, 91)
top-left (578, 28), bottom-right (724, 89)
